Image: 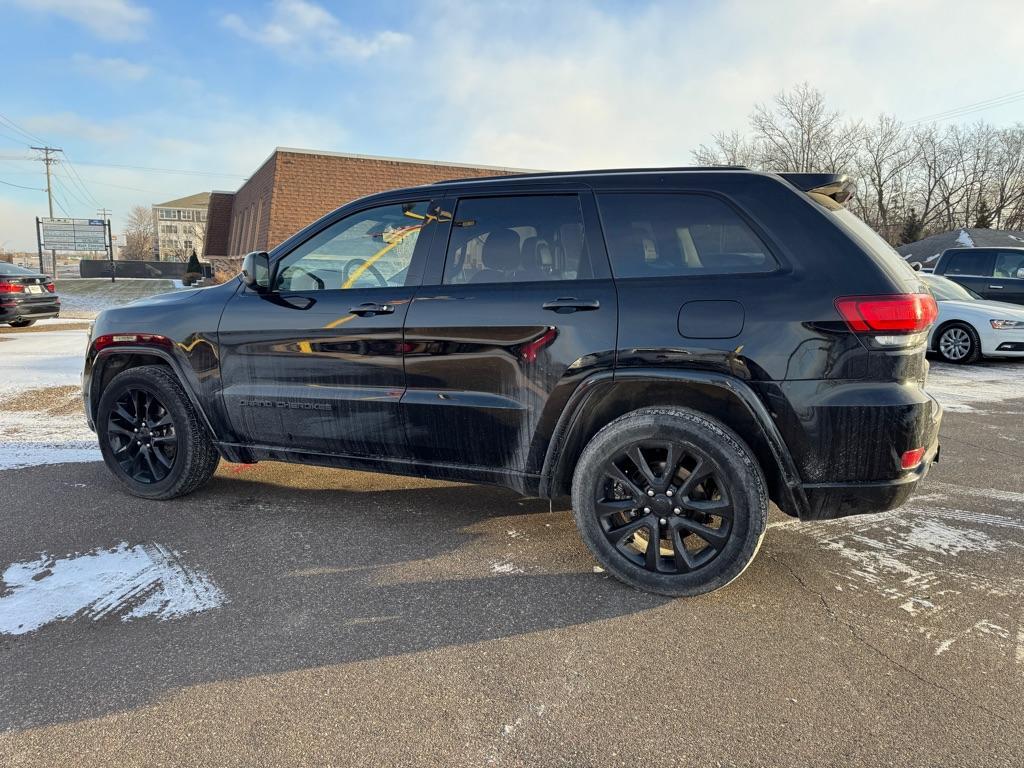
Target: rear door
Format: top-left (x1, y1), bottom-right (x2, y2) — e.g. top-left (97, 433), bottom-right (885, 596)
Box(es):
top-left (939, 250), bottom-right (997, 299)
top-left (596, 190), bottom-right (785, 372)
top-left (401, 190), bottom-right (617, 472)
top-left (992, 250), bottom-right (1024, 305)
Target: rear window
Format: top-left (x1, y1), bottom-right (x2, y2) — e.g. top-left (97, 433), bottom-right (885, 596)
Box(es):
top-left (0, 263), bottom-right (35, 276)
top-left (944, 251), bottom-right (994, 277)
top-left (442, 195), bottom-right (590, 285)
top-left (597, 193), bottom-right (776, 278)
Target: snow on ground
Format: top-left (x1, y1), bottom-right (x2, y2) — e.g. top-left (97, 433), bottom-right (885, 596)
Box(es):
top-left (0, 328), bottom-right (99, 469)
top-left (55, 278), bottom-right (184, 318)
top-left (0, 542), bottom-right (225, 635)
top-left (926, 360), bottom-right (1024, 413)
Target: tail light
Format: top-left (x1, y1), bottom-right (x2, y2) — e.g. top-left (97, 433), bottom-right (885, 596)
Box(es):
top-left (834, 293), bottom-right (937, 347)
top-left (0, 281), bottom-right (25, 294)
top-left (45, 282), bottom-right (56, 293)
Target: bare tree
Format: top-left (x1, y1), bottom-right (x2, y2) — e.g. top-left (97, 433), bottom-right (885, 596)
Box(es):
top-left (854, 115), bottom-right (917, 239)
top-left (692, 130), bottom-right (759, 167)
top-left (749, 83), bottom-right (862, 173)
top-left (122, 205), bottom-right (154, 261)
top-left (692, 83), bottom-right (1024, 244)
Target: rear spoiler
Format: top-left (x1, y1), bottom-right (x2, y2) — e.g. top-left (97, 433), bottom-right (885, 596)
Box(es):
top-left (779, 173), bottom-right (856, 204)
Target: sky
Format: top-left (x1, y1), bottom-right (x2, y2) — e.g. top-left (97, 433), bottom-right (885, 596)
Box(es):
top-left (1, 0), bottom-right (1022, 251)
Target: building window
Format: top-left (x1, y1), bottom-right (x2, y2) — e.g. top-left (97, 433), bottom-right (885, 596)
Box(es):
top-left (180, 210), bottom-right (194, 221)
top-left (159, 209), bottom-right (178, 220)
top-left (198, 211), bottom-right (208, 222)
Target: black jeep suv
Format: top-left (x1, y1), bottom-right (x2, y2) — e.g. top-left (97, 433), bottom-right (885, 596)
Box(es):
top-left (83, 168), bottom-right (941, 596)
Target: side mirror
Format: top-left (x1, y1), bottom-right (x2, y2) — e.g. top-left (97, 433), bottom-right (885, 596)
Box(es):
top-left (911, 262), bottom-right (922, 272)
top-left (1017, 267), bottom-right (1024, 279)
top-left (241, 251), bottom-right (270, 292)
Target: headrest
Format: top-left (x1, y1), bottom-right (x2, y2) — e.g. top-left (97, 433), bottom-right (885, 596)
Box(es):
top-left (481, 229), bottom-right (521, 272)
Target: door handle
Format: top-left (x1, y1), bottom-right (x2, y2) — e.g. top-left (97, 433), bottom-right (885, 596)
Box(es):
top-left (349, 303), bottom-right (394, 317)
top-left (988, 284), bottom-right (1004, 289)
top-left (542, 297), bottom-right (600, 313)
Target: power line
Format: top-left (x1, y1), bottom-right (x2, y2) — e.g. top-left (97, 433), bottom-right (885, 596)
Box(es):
top-left (0, 112), bottom-right (48, 146)
top-left (0, 177), bottom-right (45, 191)
top-left (65, 158), bottom-right (246, 179)
top-left (908, 88), bottom-right (1024, 125)
top-left (59, 150), bottom-right (104, 208)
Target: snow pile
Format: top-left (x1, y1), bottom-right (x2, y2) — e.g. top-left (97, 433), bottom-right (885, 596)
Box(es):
top-left (0, 542), bottom-right (225, 635)
top-left (927, 361), bottom-right (1024, 413)
top-left (956, 229), bottom-right (975, 248)
top-left (0, 328), bottom-right (100, 468)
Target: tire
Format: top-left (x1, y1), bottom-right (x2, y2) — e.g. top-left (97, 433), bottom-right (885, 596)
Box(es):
top-left (936, 322), bottom-right (981, 364)
top-left (96, 365), bottom-right (220, 499)
top-left (8, 318), bottom-right (35, 327)
top-left (571, 407), bottom-right (768, 597)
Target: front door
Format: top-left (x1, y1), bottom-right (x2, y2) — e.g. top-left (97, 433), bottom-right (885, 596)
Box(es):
top-left (401, 191), bottom-right (617, 473)
top-left (991, 250), bottom-right (1024, 305)
top-left (218, 199), bottom-right (436, 458)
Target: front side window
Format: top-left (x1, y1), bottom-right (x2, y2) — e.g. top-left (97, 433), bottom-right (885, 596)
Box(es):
top-left (597, 193), bottom-right (776, 278)
top-left (995, 251), bottom-right (1024, 278)
top-left (946, 251), bottom-right (994, 277)
top-left (442, 195), bottom-right (589, 285)
top-left (274, 201), bottom-right (429, 292)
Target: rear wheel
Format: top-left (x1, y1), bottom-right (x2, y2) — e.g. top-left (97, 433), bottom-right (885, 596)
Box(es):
top-left (8, 319), bottom-right (35, 327)
top-left (936, 322), bottom-right (981, 364)
top-left (571, 407), bottom-right (768, 597)
top-left (97, 365), bottom-right (219, 499)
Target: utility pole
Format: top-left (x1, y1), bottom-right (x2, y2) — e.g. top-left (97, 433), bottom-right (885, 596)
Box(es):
top-left (31, 146), bottom-right (61, 276)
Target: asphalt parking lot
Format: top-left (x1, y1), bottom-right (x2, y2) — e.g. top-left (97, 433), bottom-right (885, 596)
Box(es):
top-left (1, 330), bottom-right (1023, 766)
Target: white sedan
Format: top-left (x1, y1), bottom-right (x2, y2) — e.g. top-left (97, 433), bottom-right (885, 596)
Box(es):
top-left (923, 274), bottom-right (1024, 363)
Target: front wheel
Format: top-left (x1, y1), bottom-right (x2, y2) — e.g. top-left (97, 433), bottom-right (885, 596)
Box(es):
top-left (96, 365), bottom-right (220, 499)
top-left (936, 322), bottom-right (981, 364)
top-left (571, 408), bottom-right (768, 597)
top-left (8, 318), bottom-right (35, 327)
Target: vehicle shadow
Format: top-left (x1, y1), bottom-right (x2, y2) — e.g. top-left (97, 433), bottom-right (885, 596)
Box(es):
top-left (0, 462), bottom-right (668, 732)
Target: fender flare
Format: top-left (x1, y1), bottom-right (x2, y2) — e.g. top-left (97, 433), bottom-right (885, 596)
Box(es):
top-left (88, 346), bottom-right (218, 439)
top-left (539, 368), bottom-right (808, 517)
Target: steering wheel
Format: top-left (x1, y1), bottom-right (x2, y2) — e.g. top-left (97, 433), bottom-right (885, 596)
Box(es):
top-left (342, 259), bottom-right (388, 288)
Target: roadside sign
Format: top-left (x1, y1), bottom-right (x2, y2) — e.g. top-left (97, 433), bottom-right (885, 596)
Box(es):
top-left (39, 217), bottom-right (108, 251)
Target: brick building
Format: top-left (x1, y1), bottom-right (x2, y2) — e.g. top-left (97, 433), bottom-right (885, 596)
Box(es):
top-left (203, 148), bottom-right (525, 260)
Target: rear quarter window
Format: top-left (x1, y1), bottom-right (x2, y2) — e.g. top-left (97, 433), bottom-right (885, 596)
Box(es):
top-left (597, 193), bottom-right (777, 279)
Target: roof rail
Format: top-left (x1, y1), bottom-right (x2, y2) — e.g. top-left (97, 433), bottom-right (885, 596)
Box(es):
top-left (780, 173), bottom-right (856, 203)
top-left (430, 165), bottom-right (750, 186)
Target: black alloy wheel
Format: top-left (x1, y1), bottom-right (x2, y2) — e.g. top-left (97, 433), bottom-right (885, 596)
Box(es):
top-left (598, 441), bottom-right (732, 574)
top-left (571, 408), bottom-right (768, 597)
top-left (106, 388), bottom-right (178, 484)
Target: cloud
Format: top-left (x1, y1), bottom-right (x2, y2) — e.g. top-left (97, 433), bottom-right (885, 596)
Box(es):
top-left (222, 0), bottom-right (409, 61)
top-left (8, 0), bottom-right (151, 41)
top-left (405, 0), bottom-right (1024, 170)
top-left (71, 54), bottom-right (149, 82)
top-left (22, 112), bottom-right (130, 145)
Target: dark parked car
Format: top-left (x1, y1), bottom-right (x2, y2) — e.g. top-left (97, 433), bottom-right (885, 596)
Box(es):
top-left (83, 168), bottom-right (942, 596)
top-left (933, 246), bottom-right (1024, 305)
top-left (0, 262), bottom-right (60, 327)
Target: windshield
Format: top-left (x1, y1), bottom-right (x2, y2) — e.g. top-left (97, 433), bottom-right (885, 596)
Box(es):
top-left (924, 275), bottom-right (980, 301)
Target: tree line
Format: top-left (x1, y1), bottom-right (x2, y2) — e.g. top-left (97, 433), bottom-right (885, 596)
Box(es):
top-left (693, 83), bottom-right (1024, 244)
